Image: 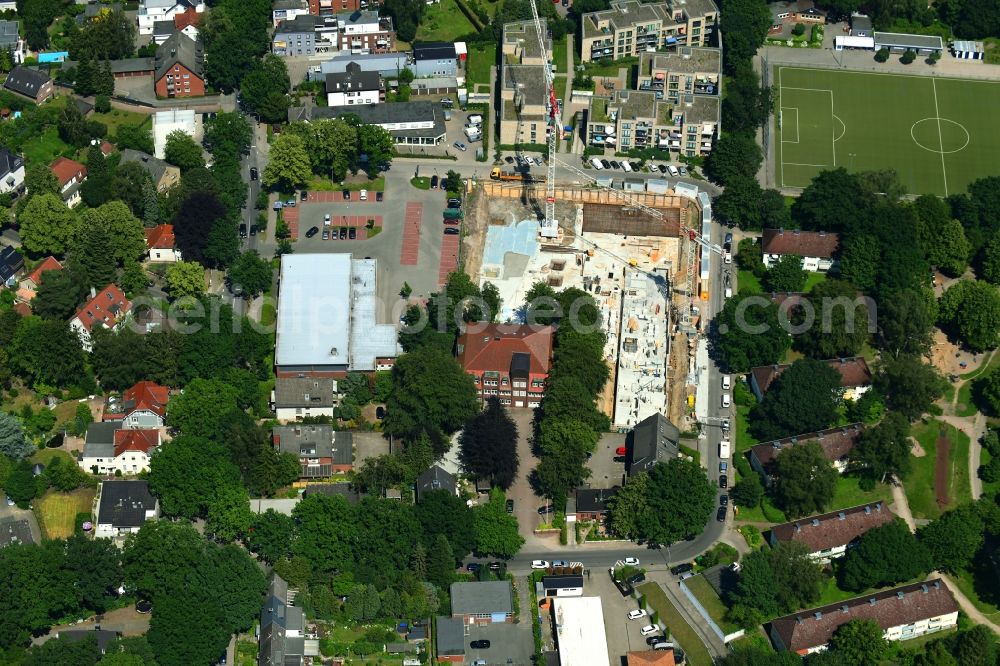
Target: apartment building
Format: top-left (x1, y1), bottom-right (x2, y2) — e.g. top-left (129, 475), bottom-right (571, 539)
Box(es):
top-left (325, 62), bottom-right (384, 106)
top-left (499, 64), bottom-right (551, 146)
top-left (636, 46), bottom-right (720, 102)
top-left (335, 10), bottom-right (395, 54)
top-left (457, 324), bottom-right (554, 408)
top-left (587, 88), bottom-right (718, 157)
top-left (502, 18), bottom-right (552, 66)
top-left (580, 0), bottom-right (718, 63)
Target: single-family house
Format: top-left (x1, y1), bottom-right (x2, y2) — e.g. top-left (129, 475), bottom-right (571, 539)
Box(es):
top-left (70, 284), bottom-right (132, 351)
top-left (138, 0), bottom-right (206, 36)
top-left (120, 148), bottom-right (181, 193)
top-left (94, 480), bottom-right (159, 538)
top-left (103, 380), bottom-right (170, 428)
top-left (0, 245), bottom-right (23, 288)
top-left (58, 628), bottom-right (122, 654)
top-left (573, 487), bottom-right (619, 522)
top-left (272, 424), bottom-right (354, 478)
top-left (412, 42), bottom-right (457, 77)
top-left (850, 13), bottom-right (873, 37)
top-left (81, 421), bottom-right (161, 475)
top-left (540, 574), bottom-right (584, 598)
top-left (271, 376), bottom-right (340, 421)
top-left (259, 574), bottom-right (319, 666)
top-left (50, 156), bottom-right (87, 208)
top-left (457, 323), bottom-right (554, 408)
top-left (325, 61), bottom-right (384, 106)
top-left (761, 228), bottom-right (840, 272)
top-left (4, 66), bottom-right (53, 102)
top-left (768, 502), bottom-right (895, 561)
top-left (18, 258), bottom-right (63, 304)
top-left (769, 0), bottom-right (825, 33)
top-left (154, 31), bottom-right (205, 98)
top-left (415, 464), bottom-right (457, 500)
top-left (450, 580), bottom-right (514, 624)
top-left (749, 423), bottom-right (863, 485)
top-left (0, 146), bottom-right (24, 195)
top-left (750, 357), bottom-right (872, 401)
top-left (769, 579), bottom-right (958, 655)
top-left (435, 616), bottom-right (466, 663)
top-left (144, 224), bottom-right (181, 262)
top-left (626, 412), bottom-right (680, 475)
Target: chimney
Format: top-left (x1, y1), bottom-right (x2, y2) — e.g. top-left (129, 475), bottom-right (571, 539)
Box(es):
top-left (90, 286), bottom-right (96, 298)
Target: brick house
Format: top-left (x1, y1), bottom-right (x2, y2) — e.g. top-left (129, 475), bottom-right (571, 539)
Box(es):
top-left (49, 156), bottom-right (87, 208)
top-left (457, 324), bottom-right (554, 408)
top-left (572, 487), bottom-right (619, 522)
top-left (70, 284), bottom-right (132, 351)
top-left (768, 502), bottom-right (895, 561)
top-left (154, 31), bottom-right (205, 98)
top-left (102, 380), bottom-right (170, 428)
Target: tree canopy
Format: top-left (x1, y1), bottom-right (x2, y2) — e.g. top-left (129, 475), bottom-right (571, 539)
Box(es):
top-left (938, 280), bottom-right (1000, 352)
top-left (749, 359), bottom-right (841, 440)
top-left (608, 459), bottom-right (715, 545)
top-left (728, 541), bottom-right (824, 627)
top-left (711, 295), bottom-right (791, 373)
top-left (458, 397), bottom-right (519, 489)
top-left (838, 519), bottom-right (931, 591)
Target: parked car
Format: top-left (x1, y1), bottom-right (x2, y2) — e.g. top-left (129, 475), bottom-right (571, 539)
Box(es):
top-left (530, 560), bottom-right (550, 569)
top-left (652, 642), bottom-right (675, 651)
top-left (722, 393), bottom-right (731, 408)
top-left (613, 455), bottom-right (626, 463)
top-left (724, 251), bottom-right (732, 264)
top-left (640, 625), bottom-right (657, 636)
top-left (616, 446), bottom-right (626, 455)
top-left (454, 141), bottom-right (468, 151)
top-left (376, 191), bottom-right (383, 201)
top-left (249, 167), bottom-right (258, 180)
top-left (441, 97), bottom-right (454, 107)
top-left (431, 175), bottom-right (439, 188)
top-left (342, 189), bottom-right (351, 200)
top-left (624, 557), bottom-right (639, 566)
top-left (305, 226), bottom-right (319, 238)
top-left (552, 560), bottom-right (569, 567)
top-left (538, 504), bottom-right (553, 515)
top-left (621, 160), bottom-right (633, 172)
top-left (670, 562), bottom-right (693, 576)
top-left (349, 227), bottom-right (357, 239)
top-left (359, 189), bottom-right (368, 201)
top-left (719, 461), bottom-right (728, 474)
top-left (658, 164), bottom-right (669, 174)
top-left (285, 199), bottom-right (296, 207)
top-left (723, 232), bottom-right (733, 250)
top-left (721, 375), bottom-right (731, 390)
top-left (322, 230), bottom-right (329, 240)
top-left (717, 506), bottom-right (727, 522)
top-left (609, 160), bottom-right (621, 170)
top-left (719, 474), bottom-right (728, 489)
top-left (488, 561), bottom-right (503, 571)
top-left (590, 157), bottom-right (604, 170)
top-left (239, 224), bottom-right (248, 238)
top-left (444, 227), bottom-right (460, 235)
top-left (470, 640), bottom-right (491, 649)
top-left (679, 166), bottom-right (688, 176)
top-left (300, 190), bottom-right (308, 200)
top-left (505, 499), bottom-right (514, 513)
top-left (249, 225), bottom-right (257, 236)
top-left (505, 155), bottom-right (515, 164)
top-left (324, 213), bottom-right (331, 225)
top-left (647, 635), bottom-right (666, 646)
top-left (667, 164), bottom-right (679, 177)
top-left (627, 609), bottom-right (647, 620)
top-left (720, 494), bottom-right (729, 507)
top-left (600, 159), bottom-right (611, 169)
top-left (466, 563), bottom-right (481, 572)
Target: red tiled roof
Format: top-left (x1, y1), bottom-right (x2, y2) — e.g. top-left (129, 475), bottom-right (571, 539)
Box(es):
top-left (762, 228), bottom-right (840, 259)
top-left (750, 423), bottom-right (863, 475)
top-left (145, 224), bottom-right (176, 250)
top-left (174, 8), bottom-right (201, 30)
top-left (751, 357), bottom-right (872, 395)
top-left (113, 429), bottom-right (160, 456)
top-left (122, 380), bottom-right (170, 418)
top-left (100, 141), bottom-right (114, 155)
top-left (73, 284), bottom-right (131, 333)
top-left (13, 302), bottom-right (31, 317)
top-left (49, 156), bottom-right (87, 187)
top-left (457, 323), bottom-right (555, 376)
top-left (627, 651), bottom-right (675, 666)
top-left (771, 579), bottom-right (958, 654)
top-left (769, 501), bottom-right (895, 553)
top-left (26, 256), bottom-right (63, 286)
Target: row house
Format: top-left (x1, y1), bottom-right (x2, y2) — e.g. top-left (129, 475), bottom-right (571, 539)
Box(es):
top-left (749, 423), bottom-right (864, 486)
top-left (273, 11), bottom-right (394, 57)
top-left (457, 324), bottom-right (554, 408)
top-left (580, 0), bottom-right (718, 63)
top-left (750, 357), bottom-right (872, 401)
top-left (768, 502), bottom-right (895, 561)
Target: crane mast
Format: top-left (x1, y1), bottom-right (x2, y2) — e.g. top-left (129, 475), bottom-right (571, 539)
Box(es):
top-left (527, 0), bottom-right (558, 228)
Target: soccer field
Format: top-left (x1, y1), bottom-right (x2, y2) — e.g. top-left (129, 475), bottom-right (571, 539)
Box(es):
top-left (773, 66), bottom-right (1000, 196)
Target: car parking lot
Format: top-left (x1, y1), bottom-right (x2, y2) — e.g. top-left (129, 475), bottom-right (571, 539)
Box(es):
top-left (588, 572), bottom-right (668, 663)
top-left (464, 620), bottom-right (533, 666)
top-left (588, 432), bottom-right (628, 489)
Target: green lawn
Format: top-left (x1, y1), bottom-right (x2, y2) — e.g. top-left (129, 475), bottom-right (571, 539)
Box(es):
top-left (34, 488), bottom-right (95, 540)
top-left (415, 0), bottom-right (476, 41)
top-left (734, 405), bottom-right (757, 454)
top-left (552, 36), bottom-right (568, 72)
top-left (554, 75), bottom-right (568, 102)
top-left (982, 447), bottom-right (1000, 499)
top-left (951, 567), bottom-right (1000, 624)
top-left (236, 639), bottom-right (258, 666)
top-left (828, 475), bottom-right (893, 511)
top-left (907, 419), bottom-right (971, 519)
top-left (685, 575), bottom-right (741, 634)
top-left (22, 126), bottom-right (70, 165)
top-left (465, 43), bottom-right (495, 88)
top-left (637, 583), bottom-right (713, 666)
top-left (955, 381), bottom-right (977, 417)
top-left (582, 56), bottom-right (637, 78)
top-left (803, 271), bottom-right (827, 292)
top-left (92, 109), bottom-right (151, 136)
top-left (774, 66), bottom-right (1000, 195)
top-left (960, 349), bottom-right (1000, 380)
top-left (737, 269), bottom-right (763, 295)
top-left (815, 574), bottom-right (926, 608)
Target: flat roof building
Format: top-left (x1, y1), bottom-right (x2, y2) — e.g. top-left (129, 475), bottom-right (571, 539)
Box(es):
top-left (275, 254), bottom-right (399, 378)
top-left (552, 597), bottom-right (611, 666)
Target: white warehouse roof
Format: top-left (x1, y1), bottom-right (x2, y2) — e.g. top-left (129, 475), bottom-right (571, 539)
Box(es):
top-left (553, 597), bottom-right (610, 666)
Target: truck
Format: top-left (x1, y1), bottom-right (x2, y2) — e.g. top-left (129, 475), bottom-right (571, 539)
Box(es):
top-left (719, 440), bottom-right (731, 459)
top-left (464, 125), bottom-right (482, 141)
top-left (490, 167), bottom-right (546, 183)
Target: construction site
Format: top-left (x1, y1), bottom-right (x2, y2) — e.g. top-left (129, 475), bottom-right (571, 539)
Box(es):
top-left (461, 178), bottom-right (712, 431)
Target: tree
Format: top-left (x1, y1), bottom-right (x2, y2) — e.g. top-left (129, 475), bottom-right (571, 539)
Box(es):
top-left (18, 193), bottom-right (80, 255)
top-left (148, 435), bottom-right (243, 519)
top-left (115, 123), bottom-right (155, 155)
top-left (414, 489), bottom-right (476, 562)
top-left (81, 144), bottom-right (113, 207)
top-left (953, 625), bottom-right (998, 666)
top-left (729, 541), bottom-right (824, 624)
top-left (203, 112), bottom-right (253, 159)
top-left (827, 619), bottom-right (890, 666)
top-left (291, 494), bottom-right (360, 574)
top-left (263, 133), bottom-right (312, 190)
top-left (720, 62), bottom-right (774, 135)
top-left (481, 282), bottom-right (501, 321)
top-left (719, 0), bottom-right (771, 73)
top-left (878, 288), bottom-right (937, 357)
top-left (71, 402), bottom-right (94, 437)
top-left (901, 49), bottom-right (916, 64)
top-left (426, 533), bottom-right (455, 589)
top-left (206, 483), bottom-right (253, 542)
top-left (765, 255), bottom-right (807, 293)
top-left (163, 131), bottom-right (205, 172)
top-left (168, 378), bottom-right (239, 439)
top-left (32, 269), bottom-right (85, 320)
top-left (69, 8), bottom-right (136, 61)
top-left (534, 416), bottom-right (598, 505)
top-left (876, 355), bottom-right (946, 420)
top-left (938, 279), bottom-right (1000, 352)
top-left (749, 359), bottom-right (841, 440)
top-left (383, 347), bottom-right (478, 455)
top-left (79, 201), bottom-right (147, 267)
top-left (4, 460), bottom-right (37, 507)
top-left (285, 118), bottom-right (358, 181)
top-left (12, 318), bottom-right (88, 388)
top-left (241, 55), bottom-right (290, 123)
top-left (838, 520), bottom-right (931, 591)
top-left (917, 504), bottom-right (984, 573)
top-left (382, 0), bottom-right (425, 41)
top-left (772, 441), bottom-right (838, 517)
top-left (458, 397), bottom-right (519, 489)
top-left (64, 534), bottom-right (122, 612)
top-left (473, 488), bottom-right (524, 558)
top-left (875, 47), bottom-right (889, 62)
top-left (624, 458), bottom-right (715, 545)
top-left (112, 161), bottom-right (153, 220)
top-left (926, 218), bottom-right (970, 277)
top-left (712, 176), bottom-right (769, 230)
top-left (172, 191), bottom-right (229, 266)
top-left (704, 133), bottom-right (763, 185)
top-left (227, 250), bottom-right (273, 298)
top-left (791, 168), bottom-right (866, 233)
top-left (794, 279), bottom-right (873, 358)
top-left (838, 234), bottom-right (880, 292)
top-left (0, 412), bottom-right (32, 459)
top-left (731, 473), bottom-right (764, 508)
top-left (165, 260), bottom-right (206, 300)
top-left (710, 295), bottom-right (791, 373)
top-left (607, 471), bottom-right (649, 539)
top-left (357, 123), bottom-right (394, 174)
top-left (21, 633), bottom-right (101, 666)
top-left (24, 163), bottom-right (59, 198)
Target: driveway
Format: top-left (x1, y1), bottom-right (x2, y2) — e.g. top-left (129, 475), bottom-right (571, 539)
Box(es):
top-left (505, 408), bottom-right (551, 549)
top-left (464, 620), bottom-right (534, 666)
top-left (590, 570), bottom-right (662, 662)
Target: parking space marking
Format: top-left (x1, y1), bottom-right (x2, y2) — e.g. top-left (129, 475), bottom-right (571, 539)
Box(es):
top-left (282, 205), bottom-right (300, 239)
top-left (438, 233), bottom-right (459, 286)
top-left (401, 202), bottom-right (421, 266)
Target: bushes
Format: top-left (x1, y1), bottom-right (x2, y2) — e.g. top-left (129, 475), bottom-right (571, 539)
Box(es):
top-left (875, 47), bottom-right (890, 62)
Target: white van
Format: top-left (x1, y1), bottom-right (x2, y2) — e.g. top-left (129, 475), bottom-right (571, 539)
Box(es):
top-left (467, 114), bottom-right (483, 126)
top-left (721, 375), bottom-right (731, 390)
top-left (621, 160), bottom-right (632, 172)
top-left (719, 440), bottom-right (731, 459)
top-left (667, 164), bottom-right (680, 177)
top-left (722, 393), bottom-right (731, 408)
top-left (464, 125), bottom-right (482, 140)
top-left (724, 286), bottom-right (733, 299)
top-left (591, 157), bottom-right (604, 170)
